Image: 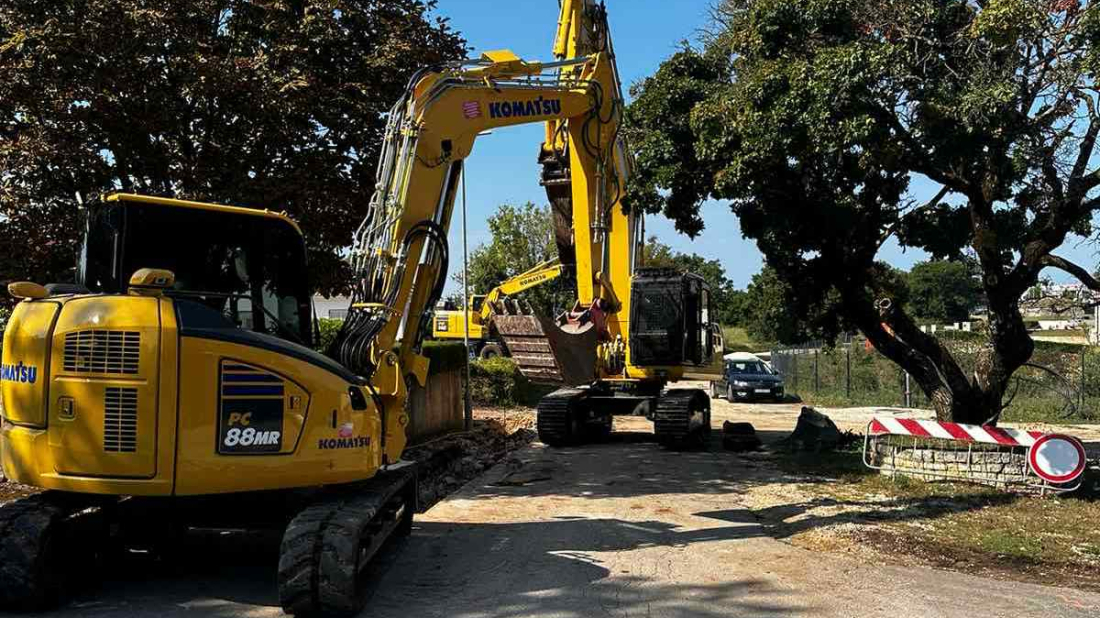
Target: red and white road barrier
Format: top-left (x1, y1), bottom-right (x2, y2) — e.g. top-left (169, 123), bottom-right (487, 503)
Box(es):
top-left (869, 417), bottom-right (1045, 448)
top-left (868, 415), bottom-right (1088, 487)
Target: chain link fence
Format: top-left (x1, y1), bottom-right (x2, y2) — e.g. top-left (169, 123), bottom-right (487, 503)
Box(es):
top-left (771, 333), bottom-right (1099, 422)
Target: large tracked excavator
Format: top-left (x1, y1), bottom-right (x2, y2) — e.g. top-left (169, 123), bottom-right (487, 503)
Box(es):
top-left (493, 0), bottom-right (726, 446)
top-left (0, 1), bottom-right (720, 614)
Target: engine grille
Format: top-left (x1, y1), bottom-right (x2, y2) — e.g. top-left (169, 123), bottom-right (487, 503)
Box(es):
top-left (103, 387), bottom-right (138, 453)
top-left (64, 330), bottom-right (140, 375)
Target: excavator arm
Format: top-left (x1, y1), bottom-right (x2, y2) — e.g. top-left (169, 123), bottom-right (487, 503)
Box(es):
top-left (329, 40), bottom-right (629, 433)
top-left (479, 258), bottom-right (566, 321)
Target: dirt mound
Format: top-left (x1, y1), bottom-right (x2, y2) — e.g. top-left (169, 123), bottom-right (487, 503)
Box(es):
top-left (404, 409), bottom-right (537, 511)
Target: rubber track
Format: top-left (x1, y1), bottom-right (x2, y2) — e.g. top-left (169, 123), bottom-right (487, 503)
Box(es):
top-left (0, 493), bottom-right (74, 611)
top-left (278, 469), bottom-right (414, 616)
top-left (536, 387), bottom-right (586, 447)
top-left (653, 389), bottom-right (703, 447)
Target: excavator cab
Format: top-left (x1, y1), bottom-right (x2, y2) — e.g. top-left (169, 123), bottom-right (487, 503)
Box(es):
top-left (629, 269), bottom-right (720, 368)
top-left (78, 194), bottom-right (313, 346)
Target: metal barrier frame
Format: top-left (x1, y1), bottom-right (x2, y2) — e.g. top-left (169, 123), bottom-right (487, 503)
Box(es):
top-left (862, 421), bottom-right (1082, 495)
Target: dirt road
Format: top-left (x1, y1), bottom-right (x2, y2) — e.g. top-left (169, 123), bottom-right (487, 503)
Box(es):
top-left (21, 399), bottom-right (1100, 618)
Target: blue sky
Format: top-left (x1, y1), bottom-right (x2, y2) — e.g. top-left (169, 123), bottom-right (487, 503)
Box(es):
top-left (433, 0), bottom-right (1096, 292)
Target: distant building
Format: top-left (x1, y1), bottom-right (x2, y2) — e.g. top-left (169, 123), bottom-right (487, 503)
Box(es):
top-left (919, 321), bottom-right (975, 334)
top-left (313, 295), bottom-right (352, 320)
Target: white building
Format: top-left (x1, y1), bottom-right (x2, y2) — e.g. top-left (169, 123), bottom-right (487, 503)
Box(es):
top-left (313, 295), bottom-right (352, 320)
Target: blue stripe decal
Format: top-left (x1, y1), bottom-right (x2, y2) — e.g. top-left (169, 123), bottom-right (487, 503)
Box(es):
top-left (222, 373), bottom-right (282, 383)
top-left (222, 385), bottom-right (285, 397)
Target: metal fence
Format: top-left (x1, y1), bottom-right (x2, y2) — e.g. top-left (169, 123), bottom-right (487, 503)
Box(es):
top-left (771, 334), bottom-right (1099, 421)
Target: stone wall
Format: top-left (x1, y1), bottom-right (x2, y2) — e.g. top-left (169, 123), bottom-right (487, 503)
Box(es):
top-left (869, 436), bottom-right (1033, 489)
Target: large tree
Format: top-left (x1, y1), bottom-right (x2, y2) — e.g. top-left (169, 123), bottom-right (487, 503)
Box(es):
top-left (0, 0), bottom-right (465, 295)
top-left (626, 0), bottom-right (1100, 424)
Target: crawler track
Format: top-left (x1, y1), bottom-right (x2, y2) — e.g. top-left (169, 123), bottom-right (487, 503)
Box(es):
top-left (537, 387), bottom-right (588, 446)
top-left (0, 492), bottom-right (103, 611)
top-left (653, 389), bottom-right (709, 448)
top-left (278, 467), bottom-right (416, 616)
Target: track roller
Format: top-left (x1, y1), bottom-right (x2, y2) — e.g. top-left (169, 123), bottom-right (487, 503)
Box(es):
top-left (653, 389), bottom-right (711, 449)
top-left (278, 467), bottom-right (416, 617)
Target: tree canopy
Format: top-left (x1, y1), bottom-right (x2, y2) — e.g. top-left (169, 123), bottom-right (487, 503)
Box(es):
top-left (626, 0), bottom-right (1100, 423)
top-left (907, 260), bottom-right (983, 323)
top-left (456, 202), bottom-right (573, 316)
top-left (0, 0), bottom-right (465, 295)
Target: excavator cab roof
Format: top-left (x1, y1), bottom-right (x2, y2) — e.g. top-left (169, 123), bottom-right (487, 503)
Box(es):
top-left (104, 193), bottom-right (303, 234)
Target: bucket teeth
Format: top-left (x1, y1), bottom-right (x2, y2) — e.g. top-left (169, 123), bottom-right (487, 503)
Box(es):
top-left (492, 312), bottom-right (597, 385)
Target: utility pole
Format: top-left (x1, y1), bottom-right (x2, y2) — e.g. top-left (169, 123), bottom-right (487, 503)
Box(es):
top-left (461, 167), bottom-right (473, 431)
top-left (846, 342), bottom-right (852, 400)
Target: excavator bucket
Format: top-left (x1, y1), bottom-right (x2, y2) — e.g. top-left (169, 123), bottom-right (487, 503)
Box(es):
top-left (492, 304), bottom-right (597, 386)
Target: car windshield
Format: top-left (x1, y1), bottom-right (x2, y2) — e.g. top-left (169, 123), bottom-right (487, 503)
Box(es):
top-left (728, 361), bottom-right (771, 375)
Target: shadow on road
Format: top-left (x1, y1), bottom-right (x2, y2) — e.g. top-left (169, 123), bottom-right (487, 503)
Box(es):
top-left (41, 424), bottom-right (1050, 617)
top-left (365, 516), bottom-right (802, 618)
top-left (54, 510), bottom-right (800, 617)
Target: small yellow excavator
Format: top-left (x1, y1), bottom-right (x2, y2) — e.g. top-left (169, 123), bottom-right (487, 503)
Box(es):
top-left (0, 1), bottom-right (716, 615)
top-left (431, 257), bottom-right (567, 358)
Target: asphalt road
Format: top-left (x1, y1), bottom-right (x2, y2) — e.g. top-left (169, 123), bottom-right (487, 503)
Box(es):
top-left (21, 411), bottom-right (1100, 618)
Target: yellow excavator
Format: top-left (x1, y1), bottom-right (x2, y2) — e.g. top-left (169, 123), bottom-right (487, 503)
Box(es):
top-left (431, 257), bottom-right (566, 359)
top-left (0, 1), bottom-right (720, 614)
top-left (494, 0), bottom-right (726, 445)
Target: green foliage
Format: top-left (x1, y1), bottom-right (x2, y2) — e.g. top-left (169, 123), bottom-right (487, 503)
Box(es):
top-left (457, 202), bottom-right (572, 315)
top-left (740, 264), bottom-right (906, 345)
top-left (641, 236), bottom-right (743, 325)
top-left (0, 306), bottom-right (9, 353)
top-left (722, 325), bottom-right (761, 353)
top-left (315, 318), bottom-right (344, 355)
top-left (317, 318), bottom-right (464, 376)
top-left (467, 357), bottom-right (551, 407)
top-left (627, 0), bottom-right (1100, 422)
top-left (907, 260), bottom-right (982, 323)
top-left (0, 0), bottom-right (466, 294)
top-left (742, 267), bottom-right (801, 345)
top-left (420, 341), bottom-right (467, 375)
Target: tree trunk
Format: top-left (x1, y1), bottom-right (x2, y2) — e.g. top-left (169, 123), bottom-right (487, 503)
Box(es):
top-left (843, 289), bottom-right (1029, 426)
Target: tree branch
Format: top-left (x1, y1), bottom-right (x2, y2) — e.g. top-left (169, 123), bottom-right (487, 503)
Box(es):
top-left (1071, 104), bottom-right (1099, 182)
top-left (1039, 254), bottom-right (1100, 292)
top-left (877, 185), bottom-right (951, 248)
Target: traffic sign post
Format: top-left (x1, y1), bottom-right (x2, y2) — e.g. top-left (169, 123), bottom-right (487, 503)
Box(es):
top-left (1027, 434), bottom-right (1087, 488)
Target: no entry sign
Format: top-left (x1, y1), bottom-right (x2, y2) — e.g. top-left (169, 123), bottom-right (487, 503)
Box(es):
top-left (1028, 434), bottom-right (1087, 485)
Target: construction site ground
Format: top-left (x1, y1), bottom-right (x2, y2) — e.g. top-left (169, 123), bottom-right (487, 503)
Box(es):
top-left (1, 389), bottom-right (1099, 617)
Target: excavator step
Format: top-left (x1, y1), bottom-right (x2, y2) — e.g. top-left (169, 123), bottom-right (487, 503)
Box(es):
top-left (653, 389), bottom-right (711, 448)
